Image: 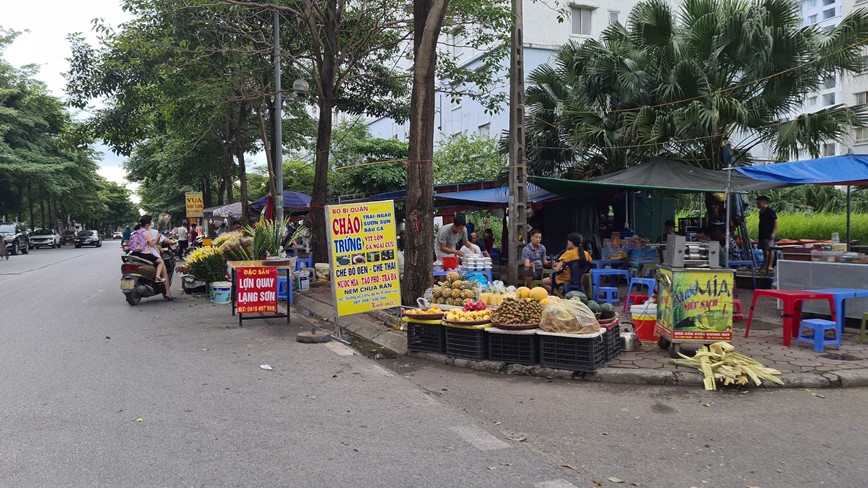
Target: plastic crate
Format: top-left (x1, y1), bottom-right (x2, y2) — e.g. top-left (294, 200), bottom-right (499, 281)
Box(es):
top-left (407, 322), bottom-right (446, 354)
top-left (486, 328), bottom-right (539, 365)
top-left (603, 323), bottom-right (621, 360)
top-left (444, 327), bottom-right (488, 360)
top-left (538, 331), bottom-right (607, 372)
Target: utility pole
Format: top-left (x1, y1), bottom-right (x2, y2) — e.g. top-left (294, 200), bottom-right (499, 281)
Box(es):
top-left (273, 10), bottom-right (284, 223)
top-left (507, 0), bottom-right (528, 284)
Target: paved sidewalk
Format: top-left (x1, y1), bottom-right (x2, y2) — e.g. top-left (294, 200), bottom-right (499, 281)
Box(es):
top-left (292, 283), bottom-right (868, 388)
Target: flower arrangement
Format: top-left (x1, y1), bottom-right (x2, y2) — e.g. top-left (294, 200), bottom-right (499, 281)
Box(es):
top-left (185, 246), bottom-right (227, 283)
top-left (213, 231), bottom-right (240, 248)
top-left (218, 232), bottom-right (255, 261)
top-left (245, 218), bottom-right (288, 259)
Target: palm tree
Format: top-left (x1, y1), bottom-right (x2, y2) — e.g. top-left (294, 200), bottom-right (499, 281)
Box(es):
top-left (525, 0), bottom-right (868, 175)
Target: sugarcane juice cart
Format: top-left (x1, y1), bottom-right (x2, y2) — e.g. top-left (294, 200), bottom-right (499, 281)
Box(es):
top-left (656, 235), bottom-right (735, 358)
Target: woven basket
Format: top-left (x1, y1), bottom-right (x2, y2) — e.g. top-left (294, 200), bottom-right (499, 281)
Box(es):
top-left (492, 322), bottom-right (540, 331)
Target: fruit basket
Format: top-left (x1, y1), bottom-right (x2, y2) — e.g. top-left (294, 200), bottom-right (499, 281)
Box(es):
top-left (492, 322), bottom-right (540, 331)
top-left (443, 319), bottom-right (492, 327)
top-left (404, 312), bottom-right (445, 321)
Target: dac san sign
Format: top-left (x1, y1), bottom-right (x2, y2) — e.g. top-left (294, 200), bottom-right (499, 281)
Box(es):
top-left (185, 192), bottom-right (204, 218)
top-left (236, 267), bottom-right (277, 314)
top-left (326, 200), bottom-right (401, 317)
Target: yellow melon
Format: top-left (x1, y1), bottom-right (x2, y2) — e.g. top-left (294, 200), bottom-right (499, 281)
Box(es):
top-left (529, 287), bottom-right (548, 301)
top-left (539, 297), bottom-right (551, 306)
top-left (516, 286), bottom-right (531, 299)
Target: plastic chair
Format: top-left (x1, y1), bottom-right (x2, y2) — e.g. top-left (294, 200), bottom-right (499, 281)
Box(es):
top-left (296, 257), bottom-right (313, 270)
top-left (732, 299), bottom-right (744, 322)
top-left (276, 274), bottom-right (294, 305)
top-left (623, 278), bottom-right (656, 313)
top-left (795, 318), bottom-right (840, 353)
top-left (552, 259), bottom-right (591, 296)
top-left (596, 286), bottom-right (620, 306)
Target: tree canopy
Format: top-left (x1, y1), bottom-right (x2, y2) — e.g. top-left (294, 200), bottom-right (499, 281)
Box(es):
top-left (525, 0), bottom-right (868, 176)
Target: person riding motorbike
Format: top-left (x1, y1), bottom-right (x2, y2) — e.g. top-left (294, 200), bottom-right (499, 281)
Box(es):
top-left (131, 215), bottom-right (177, 300)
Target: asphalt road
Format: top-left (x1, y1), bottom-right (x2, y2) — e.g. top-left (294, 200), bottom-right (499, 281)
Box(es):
top-left (381, 357), bottom-right (868, 488)
top-left (0, 244), bottom-right (582, 487)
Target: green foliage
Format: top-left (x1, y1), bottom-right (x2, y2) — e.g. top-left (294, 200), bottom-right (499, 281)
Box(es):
top-left (525, 0), bottom-right (868, 176)
top-left (245, 218), bottom-right (289, 259)
top-left (329, 120), bottom-right (409, 197)
top-left (433, 133), bottom-right (506, 184)
top-left (745, 212), bottom-right (868, 243)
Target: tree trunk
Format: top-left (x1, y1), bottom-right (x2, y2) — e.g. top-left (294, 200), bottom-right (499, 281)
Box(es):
top-left (27, 182), bottom-right (35, 231)
top-left (223, 116), bottom-right (235, 204)
top-left (40, 192), bottom-right (45, 229)
top-left (310, 0), bottom-right (338, 264)
top-left (402, 0), bottom-right (450, 305)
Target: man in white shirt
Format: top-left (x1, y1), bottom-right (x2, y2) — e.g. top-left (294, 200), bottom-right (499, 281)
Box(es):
top-left (175, 224), bottom-right (189, 258)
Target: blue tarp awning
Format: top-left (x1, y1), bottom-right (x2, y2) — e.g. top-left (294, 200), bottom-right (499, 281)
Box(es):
top-left (250, 191), bottom-right (311, 209)
top-left (434, 184), bottom-right (560, 205)
top-left (736, 154), bottom-right (868, 185)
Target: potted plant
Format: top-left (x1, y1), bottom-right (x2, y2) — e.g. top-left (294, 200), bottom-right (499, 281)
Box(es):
top-left (245, 218), bottom-right (289, 262)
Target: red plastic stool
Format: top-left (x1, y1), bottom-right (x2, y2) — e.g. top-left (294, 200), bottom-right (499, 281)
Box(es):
top-left (732, 298), bottom-right (744, 322)
top-left (628, 294), bottom-right (648, 306)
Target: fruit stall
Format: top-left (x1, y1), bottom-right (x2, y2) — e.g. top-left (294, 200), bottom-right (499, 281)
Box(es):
top-left (406, 273), bottom-right (621, 371)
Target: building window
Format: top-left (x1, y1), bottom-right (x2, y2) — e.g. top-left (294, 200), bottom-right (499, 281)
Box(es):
top-left (823, 76), bottom-right (836, 89)
top-left (608, 10), bottom-right (619, 25)
top-left (856, 92), bottom-right (868, 104)
top-left (571, 7), bottom-right (593, 36)
top-left (861, 55), bottom-right (868, 73)
top-left (855, 127), bottom-right (868, 144)
top-left (823, 8), bottom-right (835, 19)
top-left (823, 143), bottom-right (835, 156)
top-left (807, 0), bottom-right (817, 6)
top-left (822, 0), bottom-right (834, 5)
top-left (477, 123), bottom-right (491, 139)
top-left (823, 93), bottom-right (835, 105)
top-left (807, 14), bottom-right (817, 24)
top-left (808, 96), bottom-right (818, 106)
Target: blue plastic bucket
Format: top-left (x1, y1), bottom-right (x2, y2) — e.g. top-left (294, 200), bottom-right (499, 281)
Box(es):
top-left (210, 281), bottom-right (232, 304)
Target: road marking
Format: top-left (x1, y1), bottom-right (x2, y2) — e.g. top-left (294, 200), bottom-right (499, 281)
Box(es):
top-left (450, 425), bottom-right (510, 451)
top-left (535, 480), bottom-right (579, 488)
top-left (324, 342), bottom-right (355, 356)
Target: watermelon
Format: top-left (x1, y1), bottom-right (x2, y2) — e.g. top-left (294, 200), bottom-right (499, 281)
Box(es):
top-left (599, 303), bottom-right (616, 320)
top-left (565, 291), bottom-right (587, 303)
top-left (586, 300), bottom-right (601, 317)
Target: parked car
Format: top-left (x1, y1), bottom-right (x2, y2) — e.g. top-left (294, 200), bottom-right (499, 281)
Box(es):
top-left (0, 222), bottom-right (30, 255)
top-left (29, 228), bottom-right (61, 249)
top-left (60, 230), bottom-right (77, 246)
top-left (75, 230), bottom-right (102, 248)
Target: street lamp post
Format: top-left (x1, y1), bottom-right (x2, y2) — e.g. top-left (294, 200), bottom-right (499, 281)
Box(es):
top-left (272, 12), bottom-right (309, 224)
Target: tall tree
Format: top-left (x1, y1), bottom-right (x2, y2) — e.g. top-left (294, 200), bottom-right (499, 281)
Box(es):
top-left (525, 0), bottom-right (868, 175)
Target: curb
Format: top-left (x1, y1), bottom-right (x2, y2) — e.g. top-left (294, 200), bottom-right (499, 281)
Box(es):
top-left (292, 289), bottom-right (868, 389)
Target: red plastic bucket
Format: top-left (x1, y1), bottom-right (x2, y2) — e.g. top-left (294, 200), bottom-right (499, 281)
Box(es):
top-left (630, 304), bottom-right (658, 342)
top-left (442, 256), bottom-right (459, 270)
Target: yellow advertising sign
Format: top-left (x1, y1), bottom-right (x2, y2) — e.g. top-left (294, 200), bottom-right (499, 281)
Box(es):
top-left (185, 192), bottom-right (204, 218)
top-left (656, 267), bottom-right (734, 342)
top-left (327, 200), bottom-right (401, 317)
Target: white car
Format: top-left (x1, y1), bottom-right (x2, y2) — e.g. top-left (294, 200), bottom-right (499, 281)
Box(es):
top-left (112, 231), bottom-right (123, 239)
top-left (29, 228), bottom-right (61, 249)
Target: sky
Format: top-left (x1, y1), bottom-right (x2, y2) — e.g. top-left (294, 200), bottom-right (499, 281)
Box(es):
top-left (2, 0), bottom-right (136, 198)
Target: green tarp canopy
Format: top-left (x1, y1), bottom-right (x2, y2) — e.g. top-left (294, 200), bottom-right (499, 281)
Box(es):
top-left (529, 159), bottom-right (781, 198)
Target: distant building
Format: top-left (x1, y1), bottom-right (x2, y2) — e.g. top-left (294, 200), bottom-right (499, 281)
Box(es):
top-left (367, 0), bottom-right (645, 147)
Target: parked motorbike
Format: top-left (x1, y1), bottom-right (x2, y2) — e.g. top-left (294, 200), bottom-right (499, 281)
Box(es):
top-left (120, 247), bottom-right (176, 305)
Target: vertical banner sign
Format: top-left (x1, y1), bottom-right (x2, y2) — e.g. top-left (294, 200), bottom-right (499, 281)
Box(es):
top-left (185, 192), bottom-right (204, 218)
top-left (236, 267), bottom-right (278, 314)
top-left (326, 200), bottom-right (401, 317)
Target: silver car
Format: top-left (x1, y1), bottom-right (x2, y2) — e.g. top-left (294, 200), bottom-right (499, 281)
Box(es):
top-left (29, 228), bottom-right (61, 249)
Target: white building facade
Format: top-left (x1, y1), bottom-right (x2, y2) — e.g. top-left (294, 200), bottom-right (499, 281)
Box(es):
top-left (366, 0), bottom-right (644, 146)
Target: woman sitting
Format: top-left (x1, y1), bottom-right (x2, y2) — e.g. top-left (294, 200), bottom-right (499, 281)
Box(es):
top-left (543, 232), bottom-right (593, 297)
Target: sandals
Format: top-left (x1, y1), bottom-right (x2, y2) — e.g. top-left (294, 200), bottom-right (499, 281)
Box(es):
top-left (163, 295), bottom-right (175, 301)
top-left (154, 277), bottom-right (166, 283)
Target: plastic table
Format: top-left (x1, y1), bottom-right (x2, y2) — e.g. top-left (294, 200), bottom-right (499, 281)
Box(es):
top-left (745, 290), bottom-right (836, 346)
top-left (592, 259), bottom-right (626, 269)
top-left (806, 288), bottom-right (868, 334)
top-left (590, 268), bottom-right (629, 297)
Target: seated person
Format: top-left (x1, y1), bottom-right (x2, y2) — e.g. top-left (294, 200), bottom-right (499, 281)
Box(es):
top-left (711, 226), bottom-right (740, 266)
top-left (543, 233), bottom-right (593, 297)
top-left (469, 232), bottom-right (490, 257)
top-left (656, 220), bottom-right (676, 244)
top-left (522, 229), bottom-right (549, 288)
top-left (460, 239), bottom-right (481, 256)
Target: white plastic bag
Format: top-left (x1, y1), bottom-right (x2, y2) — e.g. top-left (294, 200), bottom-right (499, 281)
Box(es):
top-left (539, 299), bottom-right (600, 334)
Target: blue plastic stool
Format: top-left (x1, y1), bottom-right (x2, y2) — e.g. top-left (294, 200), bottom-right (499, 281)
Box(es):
top-left (276, 275), bottom-right (294, 305)
top-left (296, 257), bottom-right (313, 270)
top-left (596, 286), bottom-right (620, 306)
top-left (795, 318), bottom-right (839, 353)
top-left (624, 278), bottom-right (656, 313)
